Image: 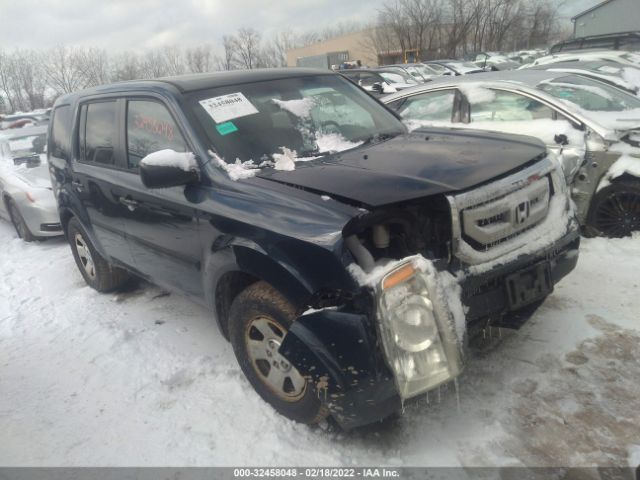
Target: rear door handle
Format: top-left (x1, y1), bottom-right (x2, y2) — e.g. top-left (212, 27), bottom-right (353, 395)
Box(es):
top-left (119, 197), bottom-right (139, 210)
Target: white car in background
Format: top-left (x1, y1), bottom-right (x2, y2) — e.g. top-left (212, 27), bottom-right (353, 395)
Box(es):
top-left (382, 70), bottom-right (640, 237)
top-left (0, 126), bottom-right (62, 241)
top-left (523, 50), bottom-right (640, 69)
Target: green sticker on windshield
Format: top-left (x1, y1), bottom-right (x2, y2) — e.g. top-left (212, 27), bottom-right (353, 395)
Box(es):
top-left (216, 121), bottom-right (238, 136)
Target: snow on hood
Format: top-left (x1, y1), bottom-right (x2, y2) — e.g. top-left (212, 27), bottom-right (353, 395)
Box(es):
top-left (140, 150), bottom-right (197, 171)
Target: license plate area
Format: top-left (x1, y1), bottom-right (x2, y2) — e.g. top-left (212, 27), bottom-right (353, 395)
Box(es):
top-left (506, 262), bottom-right (552, 310)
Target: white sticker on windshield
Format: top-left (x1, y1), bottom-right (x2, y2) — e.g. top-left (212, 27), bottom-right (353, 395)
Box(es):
top-left (199, 92), bottom-right (259, 124)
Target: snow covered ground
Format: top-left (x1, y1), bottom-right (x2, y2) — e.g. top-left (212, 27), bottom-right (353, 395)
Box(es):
top-left (0, 220), bottom-right (639, 467)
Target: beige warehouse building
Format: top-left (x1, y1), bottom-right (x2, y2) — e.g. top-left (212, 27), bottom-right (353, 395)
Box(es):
top-left (286, 29), bottom-right (381, 68)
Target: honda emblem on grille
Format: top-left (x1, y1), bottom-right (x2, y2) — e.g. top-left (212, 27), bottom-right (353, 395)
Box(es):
top-left (515, 200), bottom-right (531, 224)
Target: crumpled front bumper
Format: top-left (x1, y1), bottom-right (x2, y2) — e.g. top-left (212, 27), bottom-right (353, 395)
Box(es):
top-left (279, 227), bottom-right (581, 430)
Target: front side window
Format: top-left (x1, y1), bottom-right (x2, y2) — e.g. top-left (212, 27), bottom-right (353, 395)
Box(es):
top-left (83, 101), bottom-right (117, 165)
top-left (470, 90), bottom-right (554, 122)
top-left (395, 90), bottom-right (456, 122)
top-left (126, 100), bottom-right (187, 169)
top-left (189, 75), bottom-right (405, 164)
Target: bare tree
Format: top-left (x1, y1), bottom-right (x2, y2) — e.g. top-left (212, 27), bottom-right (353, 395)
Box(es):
top-left (45, 46), bottom-right (89, 94)
top-left (186, 45), bottom-right (214, 73)
top-left (235, 28), bottom-right (262, 69)
top-left (220, 35), bottom-right (237, 70)
top-left (111, 52), bottom-right (142, 81)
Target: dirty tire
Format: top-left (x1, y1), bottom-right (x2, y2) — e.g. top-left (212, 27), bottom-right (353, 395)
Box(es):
top-left (229, 281), bottom-right (328, 424)
top-left (67, 217), bottom-right (130, 292)
top-left (587, 179), bottom-right (640, 238)
top-left (7, 199), bottom-right (35, 242)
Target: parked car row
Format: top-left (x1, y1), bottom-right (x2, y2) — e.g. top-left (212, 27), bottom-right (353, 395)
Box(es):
top-left (3, 62), bottom-right (636, 431)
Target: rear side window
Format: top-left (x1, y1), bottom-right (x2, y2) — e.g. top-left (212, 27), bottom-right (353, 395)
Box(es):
top-left (126, 100), bottom-right (187, 169)
top-left (470, 91), bottom-right (554, 122)
top-left (396, 90), bottom-right (456, 122)
top-left (82, 101), bottom-right (117, 165)
top-left (50, 105), bottom-right (72, 161)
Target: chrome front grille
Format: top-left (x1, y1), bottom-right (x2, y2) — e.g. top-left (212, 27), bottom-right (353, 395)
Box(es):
top-left (447, 156), bottom-right (560, 265)
top-left (462, 176), bottom-right (550, 249)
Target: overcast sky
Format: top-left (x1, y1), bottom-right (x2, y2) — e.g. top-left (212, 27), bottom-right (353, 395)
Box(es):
top-left (0, 0), bottom-right (387, 52)
top-left (0, 0), bottom-right (592, 53)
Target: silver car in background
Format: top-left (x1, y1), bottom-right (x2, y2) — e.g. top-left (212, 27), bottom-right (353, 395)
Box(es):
top-left (382, 70), bottom-right (640, 237)
top-left (0, 126), bottom-right (62, 241)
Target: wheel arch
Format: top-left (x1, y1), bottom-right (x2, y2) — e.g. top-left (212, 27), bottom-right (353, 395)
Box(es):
top-left (205, 244), bottom-right (318, 340)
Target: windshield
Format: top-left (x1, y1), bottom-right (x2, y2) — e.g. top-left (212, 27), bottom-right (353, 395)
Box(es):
top-left (189, 75), bottom-right (405, 164)
top-left (427, 63), bottom-right (448, 75)
top-left (537, 75), bottom-right (640, 112)
top-left (447, 62), bottom-right (481, 72)
top-left (378, 71), bottom-right (418, 85)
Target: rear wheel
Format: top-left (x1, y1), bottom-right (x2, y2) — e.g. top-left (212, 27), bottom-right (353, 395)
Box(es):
top-left (228, 281), bottom-right (327, 424)
top-left (7, 199), bottom-right (35, 242)
top-left (587, 179), bottom-right (640, 238)
top-left (67, 217), bottom-right (130, 292)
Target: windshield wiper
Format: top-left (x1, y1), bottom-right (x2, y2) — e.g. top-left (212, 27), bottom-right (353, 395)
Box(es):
top-left (359, 132), bottom-right (400, 147)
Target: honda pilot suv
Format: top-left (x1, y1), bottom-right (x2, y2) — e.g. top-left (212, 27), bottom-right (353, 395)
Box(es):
top-left (47, 69), bottom-right (580, 429)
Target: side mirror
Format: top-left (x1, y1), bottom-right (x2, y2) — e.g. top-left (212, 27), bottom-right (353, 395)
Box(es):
top-left (139, 150), bottom-right (200, 189)
top-left (371, 82), bottom-right (384, 94)
top-left (554, 134), bottom-right (569, 146)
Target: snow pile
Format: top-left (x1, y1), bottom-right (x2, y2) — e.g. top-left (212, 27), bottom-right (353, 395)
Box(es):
top-left (622, 68), bottom-right (640, 93)
top-left (347, 254), bottom-right (466, 344)
top-left (458, 84), bottom-right (496, 104)
top-left (272, 98), bottom-right (315, 118)
top-left (209, 150), bottom-right (260, 181)
top-left (315, 132), bottom-right (363, 153)
top-left (596, 153), bottom-right (640, 192)
top-left (140, 150), bottom-right (197, 172)
top-left (272, 147), bottom-right (297, 171)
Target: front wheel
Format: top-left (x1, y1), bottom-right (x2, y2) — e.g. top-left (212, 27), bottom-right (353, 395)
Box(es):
top-left (7, 200), bottom-right (35, 242)
top-left (228, 281), bottom-right (327, 424)
top-left (67, 217), bottom-right (130, 292)
top-left (587, 179), bottom-right (640, 238)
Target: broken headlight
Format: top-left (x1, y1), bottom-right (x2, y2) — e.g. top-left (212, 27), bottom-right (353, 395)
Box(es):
top-left (376, 262), bottom-right (463, 400)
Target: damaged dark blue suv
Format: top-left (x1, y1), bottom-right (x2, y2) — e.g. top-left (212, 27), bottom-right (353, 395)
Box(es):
top-left (47, 69), bottom-right (580, 429)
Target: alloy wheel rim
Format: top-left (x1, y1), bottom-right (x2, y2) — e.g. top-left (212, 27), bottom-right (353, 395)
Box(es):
top-left (244, 316), bottom-right (306, 402)
top-left (74, 233), bottom-right (96, 279)
top-left (594, 191), bottom-right (640, 237)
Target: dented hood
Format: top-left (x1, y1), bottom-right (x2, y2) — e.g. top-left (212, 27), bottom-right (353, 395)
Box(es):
top-left (256, 128), bottom-right (547, 207)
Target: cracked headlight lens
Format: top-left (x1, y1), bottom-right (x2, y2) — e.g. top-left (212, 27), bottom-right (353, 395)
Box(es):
top-left (377, 262), bottom-right (463, 399)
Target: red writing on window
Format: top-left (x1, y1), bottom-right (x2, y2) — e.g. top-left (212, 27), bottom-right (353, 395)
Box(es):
top-left (134, 114), bottom-right (175, 141)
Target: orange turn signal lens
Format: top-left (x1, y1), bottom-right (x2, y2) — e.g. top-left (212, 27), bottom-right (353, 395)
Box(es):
top-left (25, 191), bottom-right (36, 203)
top-left (382, 263), bottom-right (416, 290)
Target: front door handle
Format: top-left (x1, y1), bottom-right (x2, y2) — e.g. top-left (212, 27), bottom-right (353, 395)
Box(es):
top-left (119, 196), bottom-right (139, 210)
top-left (71, 180), bottom-right (84, 192)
